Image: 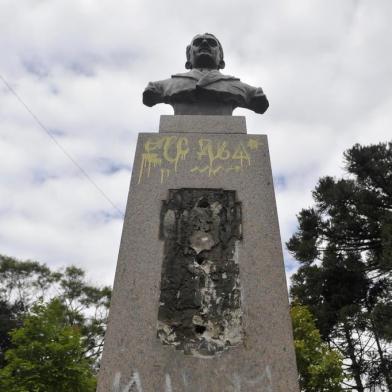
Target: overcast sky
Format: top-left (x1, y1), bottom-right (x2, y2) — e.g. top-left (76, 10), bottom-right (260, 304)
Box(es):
top-left (1, 0), bottom-right (391, 288)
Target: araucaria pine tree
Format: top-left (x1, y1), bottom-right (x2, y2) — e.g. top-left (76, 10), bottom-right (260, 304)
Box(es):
top-left (288, 142), bottom-right (392, 391)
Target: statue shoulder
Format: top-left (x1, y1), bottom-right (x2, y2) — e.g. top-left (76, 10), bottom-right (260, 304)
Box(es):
top-left (142, 78), bottom-right (172, 107)
top-left (217, 78), bottom-right (269, 114)
top-left (143, 72), bottom-right (200, 107)
top-left (245, 85), bottom-right (269, 114)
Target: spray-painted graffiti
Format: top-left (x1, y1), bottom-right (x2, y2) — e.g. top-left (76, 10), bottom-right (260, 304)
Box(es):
top-left (191, 138), bottom-right (252, 176)
top-left (112, 365), bottom-right (272, 392)
top-left (137, 136), bottom-right (263, 184)
top-left (113, 370), bottom-right (143, 392)
top-left (138, 136), bottom-right (189, 184)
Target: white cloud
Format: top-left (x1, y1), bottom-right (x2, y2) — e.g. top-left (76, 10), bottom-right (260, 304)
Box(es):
top-left (1, 0), bottom-right (391, 288)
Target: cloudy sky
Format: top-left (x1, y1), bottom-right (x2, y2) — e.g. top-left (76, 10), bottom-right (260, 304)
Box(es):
top-left (1, 0), bottom-right (391, 288)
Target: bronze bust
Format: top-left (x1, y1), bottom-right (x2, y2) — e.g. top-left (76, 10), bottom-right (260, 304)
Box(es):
top-left (143, 33), bottom-right (269, 115)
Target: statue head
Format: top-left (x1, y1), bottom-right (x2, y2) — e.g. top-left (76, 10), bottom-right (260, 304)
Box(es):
top-left (185, 33), bottom-right (225, 70)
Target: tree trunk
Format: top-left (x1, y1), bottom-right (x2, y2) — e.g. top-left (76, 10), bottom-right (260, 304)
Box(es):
top-left (371, 318), bottom-right (392, 391)
top-left (343, 323), bottom-right (365, 392)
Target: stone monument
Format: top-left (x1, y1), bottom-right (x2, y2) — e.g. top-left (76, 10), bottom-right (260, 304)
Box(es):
top-left (97, 33), bottom-right (299, 391)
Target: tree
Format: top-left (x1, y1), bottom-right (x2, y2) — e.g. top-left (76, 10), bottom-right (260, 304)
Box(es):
top-left (0, 255), bottom-right (56, 306)
top-left (0, 299), bottom-right (96, 392)
top-left (291, 262), bottom-right (371, 391)
top-left (288, 142), bottom-right (392, 391)
top-left (291, 305), bottom-right (344, 392)
top-left (0, 255), bottom-right (111, 371)
top-left (57, 265), bottom-right (111, 367)
top-left (0, 255), bottom-right (56, 369)
top-left (0, 300), bottom-right (22, 368)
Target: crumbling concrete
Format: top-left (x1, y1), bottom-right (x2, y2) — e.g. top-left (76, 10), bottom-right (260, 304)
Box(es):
top-left (158, 188), bottom-right (242, 357)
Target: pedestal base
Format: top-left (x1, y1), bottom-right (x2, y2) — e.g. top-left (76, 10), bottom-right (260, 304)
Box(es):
top-left (97, 116), bottom-right (299, 392)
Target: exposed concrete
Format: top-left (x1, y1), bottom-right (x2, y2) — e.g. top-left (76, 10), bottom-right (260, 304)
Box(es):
top-left (97, 115), bottom-right (299, 392)
top-left (158, 188), bottom-right (243, 357)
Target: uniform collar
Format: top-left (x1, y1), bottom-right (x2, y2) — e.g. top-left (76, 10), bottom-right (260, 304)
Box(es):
top-left (172, 69), bottom-right (239, 87)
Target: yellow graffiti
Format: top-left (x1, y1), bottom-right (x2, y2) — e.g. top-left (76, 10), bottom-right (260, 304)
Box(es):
top-left (190, 166), bottom-right (210, 174)
top-left (160, 168), bottom-right (171, 184)
top-left (138, 136), bottom-right (189, 184)
top-left (194, 139), bottom-right (233, 176)
top-left (226, 165), bottom-right (243, 173)
top-left (138, 153), bottom-right (162, 183)
top-left (232, 143), bottom-right (251, 167)
top-left (162, 136), bottom-right (189, 172)
top-left (197, 139), bottom-right (231, 161)
top-left (191, 139), bottom-right (253, 176)
top-left (137, 136), bottom-right (262, 183)
top-left (247, 138), bottom-right (262, 150)
top-left (191, 165), bottom-right (224, 176)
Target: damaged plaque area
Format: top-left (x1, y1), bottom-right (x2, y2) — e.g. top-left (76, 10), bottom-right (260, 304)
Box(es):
top-left (157, 188), bottom-right (243, 357)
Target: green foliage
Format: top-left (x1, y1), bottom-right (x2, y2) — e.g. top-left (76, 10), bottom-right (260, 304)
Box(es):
top-left (0, 255), bottom-right (111, 372)
top-left (288, 142), bottom-right (392, 274)
top-left (0, 255), bottom-right (56, 370)
top-left (0, 255), bottom-right (56, 305)
top-left (372, 302), bottom-right (392, 341)
top-left (0, 300), bottom-right (22, 368)
top-left (290, 251), bottom-right (370, 340)
top-left (56, 265), bottom-right (112, 366)
top-left (288, 142), bottom-right (392, 391)
top-left (291, 305), bottom-right (344, 392)
top-left (0, 299), bottom-right (96, 392)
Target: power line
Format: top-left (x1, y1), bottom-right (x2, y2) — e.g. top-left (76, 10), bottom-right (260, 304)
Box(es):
top-left (0, 73), bottom-right (125, 218)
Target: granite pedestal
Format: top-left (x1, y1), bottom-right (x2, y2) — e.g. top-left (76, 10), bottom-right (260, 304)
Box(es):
top-left (97, 115), bottom-right (299, 392)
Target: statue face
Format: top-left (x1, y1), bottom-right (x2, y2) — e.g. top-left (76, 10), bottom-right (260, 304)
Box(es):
top-left (188, 34), bottom-right (221, 69)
